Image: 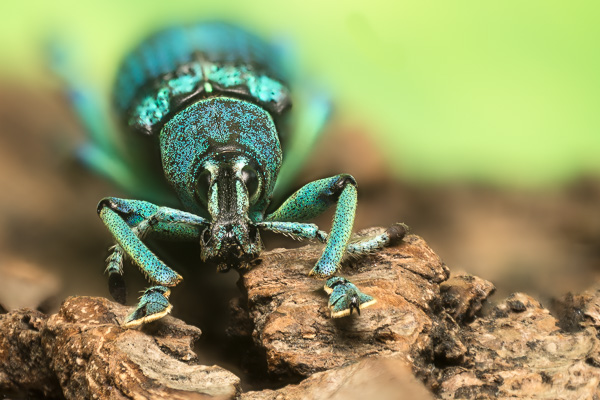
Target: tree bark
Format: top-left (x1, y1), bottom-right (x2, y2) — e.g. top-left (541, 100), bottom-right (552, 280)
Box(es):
top-left (1, 229), bottom-right (599, 399)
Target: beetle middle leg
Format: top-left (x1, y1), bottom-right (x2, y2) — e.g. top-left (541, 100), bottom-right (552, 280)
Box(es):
top-left (97, 197), bottom-right (208, 327)
top-left (265, 174), bottom-right (358, 276)
top-left (47, 43), bottom-right (144, 192)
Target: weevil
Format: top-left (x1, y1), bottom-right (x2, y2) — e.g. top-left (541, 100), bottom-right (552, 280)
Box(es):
top-left (59, 22), bottom-right (406, 328)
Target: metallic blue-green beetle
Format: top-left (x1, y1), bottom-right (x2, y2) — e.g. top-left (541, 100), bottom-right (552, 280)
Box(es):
top-left (62, 22), bottom-right (405, 328)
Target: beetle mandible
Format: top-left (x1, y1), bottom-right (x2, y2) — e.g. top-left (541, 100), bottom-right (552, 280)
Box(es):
top-left (64, 22), bottom-right (405, 328)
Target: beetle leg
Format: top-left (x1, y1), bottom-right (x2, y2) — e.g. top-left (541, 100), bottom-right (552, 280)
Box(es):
top-left (257, 222), bottom-right (407, 317)
top-left (320, 224), bottom-right (407, 317)
top-left (324, 277), bottom-right (376, 318)
top-left (257, 221), bottom-right (327, 242)
top-left (346, 223), bottom-right (409, 255)
top-left (105, 246), bottom-right (127, 304)
top-left (123, 286), bottom-right (173, 328)
top-left (265, 175), bottom-right (366, 317)
top-left (97, 197), bottom-right (208, 326)
top-left (258, 221), bottom-right (408, 255)
top-left (266, 174), bottom-right (358, 278)
top-left (266, 179), bottom-right (409, 318)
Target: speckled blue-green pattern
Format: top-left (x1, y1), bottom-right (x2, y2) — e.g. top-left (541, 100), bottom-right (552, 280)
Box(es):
top-left (124, 286), bottom-right (171, 327)
top-left (265, 175), bottom-right (357, 278)
top-left (114, 22), bottom-right (290, 134)
top-left (258, 221), bottom-right (327, 242)
top-left (115, 23), bottom-right (287, 110)
top-left (347, 232), bottom-right (390, 254)
top-left (311, 184), bottom-right (357, 278)
top-left (160, 97), bottom-right (282, 216)
top-left (130, 64), bottom-right (288, 132)
top-left (326, 277), bottom-right (374, 317)
top-left (265, 175), bottom-right (349, 222)
top-left (99, 207), bottom-right (182, 286)
top-left (105, 247), bottom-right (124, 275)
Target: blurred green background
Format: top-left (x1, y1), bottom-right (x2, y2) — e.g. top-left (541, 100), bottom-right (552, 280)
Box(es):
top-left (1, 1), bottom-right (600, 364)
top-left (2, 0), bottom-right (600, 187)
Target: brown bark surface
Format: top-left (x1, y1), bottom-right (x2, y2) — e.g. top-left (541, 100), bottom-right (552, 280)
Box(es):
top-left (1, 230), bottom-right (600, 399)
top-left (237, 230), bottom-right (450, 378)
top-left (0, 296), bottom-right (240, 399)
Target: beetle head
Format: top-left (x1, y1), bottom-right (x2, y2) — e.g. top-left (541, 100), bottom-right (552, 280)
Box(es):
top-left (198, 155), bottom-right (263, 271)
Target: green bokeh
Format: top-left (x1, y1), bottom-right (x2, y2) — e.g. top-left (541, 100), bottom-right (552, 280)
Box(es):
top-left (3, 0), bottom-right (600, 187)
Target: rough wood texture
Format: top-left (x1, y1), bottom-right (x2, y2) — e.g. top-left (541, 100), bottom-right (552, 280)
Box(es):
top-left (0, 296), bottom-right (240, 399)
top-left (237, 231), bottom-right (450, 378)
top-left (234, 230), bottom-right (600, 398)
top-left (0, 308), bottom-right (58, 397)
top-left (436, 292), bottom-right (600, 399)
top-left (2, 229), bottom-right (600, 399)
top-left (241, 358), bottom-right (434, 400)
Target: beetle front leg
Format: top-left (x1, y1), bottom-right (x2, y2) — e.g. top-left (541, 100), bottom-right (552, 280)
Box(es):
top-left (258, 221), bottom-right (407, 317)
top-left (266, 174), bottom-right (358, 277)
top-left (324, 277), bottom-right (376, 318)
top-left (324, 222), bottom-right (407, 317)
top-left (266, 175), bottom-right (377, 317)
top-left (97, 197), bottom-right (207, 327)
top-left (265, 177), bottom-right (409, 318)
top-left (123, 286), bottom-right (172, 329)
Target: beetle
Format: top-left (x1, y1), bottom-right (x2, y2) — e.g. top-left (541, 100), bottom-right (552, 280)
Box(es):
top-left (58, 22), bottom-right (406, 328)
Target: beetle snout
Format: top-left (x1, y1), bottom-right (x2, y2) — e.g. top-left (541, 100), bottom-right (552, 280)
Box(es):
top-left (200, 222), bottom-right (262, 271)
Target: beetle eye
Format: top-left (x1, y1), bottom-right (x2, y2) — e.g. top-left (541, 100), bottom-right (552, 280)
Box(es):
top-left (195, 169), bottom-right (211, 205)
top-left (241, 166), bottom-right (259, 199)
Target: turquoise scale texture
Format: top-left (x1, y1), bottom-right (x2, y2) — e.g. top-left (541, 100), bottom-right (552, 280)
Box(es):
top-left (99, 207), bottom-right (181, 286)
top-left (326, 277), bottom-right (374, 316)
top-left (160, 97), bottom-right (282, 216)
top-left (311, 184), bottom-right (357, 278)
top-left (113, 22), bottom-right (291, 135)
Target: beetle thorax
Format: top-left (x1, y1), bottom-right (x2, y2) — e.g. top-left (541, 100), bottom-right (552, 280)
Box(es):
top-left (159, 97), bottom-right (281, 270)
top-left (160, 97), bottom-right (283, 217)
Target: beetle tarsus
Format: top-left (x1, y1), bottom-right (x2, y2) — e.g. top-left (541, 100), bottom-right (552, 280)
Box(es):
top-left (123, 286), bottom-right (172, 329)
top-left (325, 277), bottom-right (376, 318)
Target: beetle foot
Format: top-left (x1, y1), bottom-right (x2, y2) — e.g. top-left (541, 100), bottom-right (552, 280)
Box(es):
top-left (324, 277), bottom-right (376, 318)
top-left (123, 286), bottom-right (172, 328)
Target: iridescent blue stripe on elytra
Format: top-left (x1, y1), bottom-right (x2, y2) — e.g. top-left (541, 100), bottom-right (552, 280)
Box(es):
top-left (169, 64), bottom-right (203, 95)
top-left (127, 60), bottom-right (289, 133)
top-left (114, 22), bottom-right (290, 133)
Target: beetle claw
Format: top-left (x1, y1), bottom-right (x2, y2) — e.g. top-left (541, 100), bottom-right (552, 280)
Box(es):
top-left (325, 277), bottom-right (376, 318)
top-left (122, 286), bottom-right (172, 329)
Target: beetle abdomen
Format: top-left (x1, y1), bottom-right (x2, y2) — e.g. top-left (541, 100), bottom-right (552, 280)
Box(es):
top-left (114, 22), bottom-right (291, 135)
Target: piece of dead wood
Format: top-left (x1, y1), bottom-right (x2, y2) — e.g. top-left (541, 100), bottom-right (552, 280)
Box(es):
top-left (241, 358), bottom-right (435, 400)
top-left (235, 231), bottom-right (451, 378)
top-left (435, 291), bottom-right (600, 399)
top-left (234, 230), bottom-right (600, 398)
top-left (2, 229), bottom-right (600, 399)
top-left (0, 296), bottom-right (240, 399)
